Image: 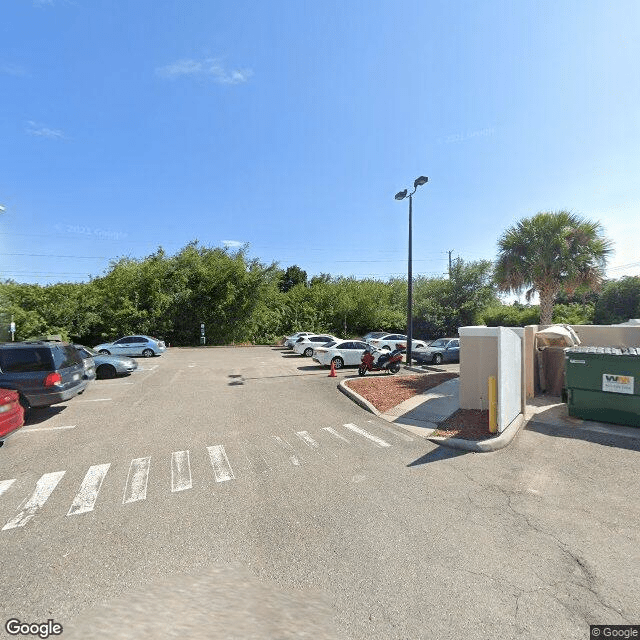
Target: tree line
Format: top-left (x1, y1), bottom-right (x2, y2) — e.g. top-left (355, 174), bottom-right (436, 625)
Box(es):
top-left (1, 212), bottom-right (637, 345)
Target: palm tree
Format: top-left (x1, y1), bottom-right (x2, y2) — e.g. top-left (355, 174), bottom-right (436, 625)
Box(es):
top-left (495, 210), bottom-right (613, 325)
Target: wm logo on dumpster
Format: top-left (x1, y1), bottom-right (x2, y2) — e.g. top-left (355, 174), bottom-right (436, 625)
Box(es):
top-left (602, 374), bottom-right (634, 395)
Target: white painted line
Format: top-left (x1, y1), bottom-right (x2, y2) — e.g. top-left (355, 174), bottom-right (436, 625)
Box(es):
top-left (16, 425), bottom-right (77, 434)
top-left (296, 431), bottom-right (320, 450)
top-left (123, 457), bottom-right (151, 504)
top-left (272, 436), bottom-right (301, 466)
top-left (372, 421), bottom-right (414, 442)
top-left (67, 464), bottom-right (110, 516)
top-left (75, 398), bottom-right (112, 403)
top-left (2, 471), bottom-right (66, 530)
top-left (171, 451), bottom-right (192, 492)
top-left (343, 423), bottom-right (391, 448)
top-left (322, 427), bottom-right (350, 443)
top-left (207, 445), bottom-right (235, 482)
top-left (0, 479), bottom-right (16, 498)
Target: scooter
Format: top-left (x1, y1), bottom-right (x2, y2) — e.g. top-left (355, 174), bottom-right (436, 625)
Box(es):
top-left (358, 345), bottom-right (404, 376)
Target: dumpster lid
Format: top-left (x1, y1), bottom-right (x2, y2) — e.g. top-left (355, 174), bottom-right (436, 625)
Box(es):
top-left (565, 346), bottom-right (640, 356)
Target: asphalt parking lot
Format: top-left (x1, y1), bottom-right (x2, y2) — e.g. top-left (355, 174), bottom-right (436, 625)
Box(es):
top-left (1, 346), bottom-right (639, 640)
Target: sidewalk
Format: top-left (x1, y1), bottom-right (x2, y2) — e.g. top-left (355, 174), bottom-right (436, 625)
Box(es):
top-left (339, 372), bottom-right (640, 452)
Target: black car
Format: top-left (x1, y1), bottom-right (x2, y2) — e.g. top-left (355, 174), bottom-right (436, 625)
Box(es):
top-left (0, 341), bottom-right (89, 414)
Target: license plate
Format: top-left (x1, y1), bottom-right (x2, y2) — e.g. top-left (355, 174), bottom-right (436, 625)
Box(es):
top-left (73, 373), bottom-right (80, 381)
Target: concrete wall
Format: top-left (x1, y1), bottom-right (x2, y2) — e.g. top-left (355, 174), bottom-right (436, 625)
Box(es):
top-left (459, 333), bottom-right (498, 410)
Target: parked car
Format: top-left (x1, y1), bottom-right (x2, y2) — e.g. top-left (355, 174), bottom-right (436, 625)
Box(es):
top-left (93, 335), bottom-right (166, 357)
top-left (0, 341), bottom-right (89, 414)
top-left (75, 345), bottom-right (138, 379)
top-left (0, 388), bottom-right (25, 447)
top-left (366, 333), bottom-right (429, 352)
top-left (312, 340), bottom-right (371, 369)
top-left (360, 331), bottom-right (387, 342)
top-left (284, 332), bottom-right (315, 348)
top-left (413, 338), bottom-right (460, 364)
top-left (293, 334), bottom-right (338, 357)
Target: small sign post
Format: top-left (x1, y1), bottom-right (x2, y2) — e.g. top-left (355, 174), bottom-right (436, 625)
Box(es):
top-left (200, 323), bottom-right (206, 345)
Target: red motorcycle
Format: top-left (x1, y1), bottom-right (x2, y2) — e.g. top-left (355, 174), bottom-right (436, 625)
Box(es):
top-left (358, 345), bottom-right (404, 376)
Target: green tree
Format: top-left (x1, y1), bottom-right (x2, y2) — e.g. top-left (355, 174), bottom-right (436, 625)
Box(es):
top-left (593, 276), bottom-right (640, 324)
top-left (495, 210), bottom-right (612, 324)
top-left (278, 265), bottom-right (308, 293)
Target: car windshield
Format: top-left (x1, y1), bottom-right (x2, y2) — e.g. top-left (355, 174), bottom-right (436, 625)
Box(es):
top-left (323, 341), bottom-right (337, 348)
top-left (430, 339), bottom-right (448, 348)
top-left (80, 345), bottom-right (100, 356)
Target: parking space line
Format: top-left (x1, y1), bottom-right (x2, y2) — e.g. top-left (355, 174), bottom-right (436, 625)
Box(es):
top-left (67, 464), bottom-right (111, 516)
top-left (207, 445), bottom-right (235, 482)
top-left (0, 479), bottom-right (16, 498)
top-left (123, 457), bottom-right (151, 504)
top-left (322, 427), bottom-right (350, 443)
top-left (343, 423), bottom-right (391, 448)
top-left (171, 451), bottom-right (192, 492)
top-left (271, 436), bottom-right (301, 466)
top-left (15, 425), bottom-right (76, 434)
top-left (75, 398), bottom-right (112, 403)
top-left (2, 471), bottom-right (66, 530)
top-left (368, 421), bottom-right (414, 442)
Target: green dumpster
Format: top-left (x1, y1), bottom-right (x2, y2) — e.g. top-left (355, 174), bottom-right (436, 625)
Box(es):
top-left (565, 346), bottom-right (640, 427)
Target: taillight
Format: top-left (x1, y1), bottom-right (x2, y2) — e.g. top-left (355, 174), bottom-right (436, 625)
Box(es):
top-left (44, 372), bottom-right (62, 387)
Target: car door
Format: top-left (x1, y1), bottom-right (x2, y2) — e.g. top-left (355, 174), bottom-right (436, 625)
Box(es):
top-left (350, 341), bottom-right (369, 365)
top-left (445, 339), bottom-right (460, 362)
top-left (110, 337), bottom-right (131, 355)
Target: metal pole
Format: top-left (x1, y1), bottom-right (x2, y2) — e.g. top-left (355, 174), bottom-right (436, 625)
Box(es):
top-left (407, 194), bottom-right (413, 366)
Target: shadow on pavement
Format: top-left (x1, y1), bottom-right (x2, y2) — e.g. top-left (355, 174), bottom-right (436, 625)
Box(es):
top-left (24, 405), bottom-right (66, 425)
top-left (525, 420), bottom-right (640, 452)
top-left (407, 446), bottom-right (471, 466)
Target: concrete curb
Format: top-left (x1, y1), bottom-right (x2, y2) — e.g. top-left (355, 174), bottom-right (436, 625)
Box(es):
top-left (427, 413), bottom-right (525, 452)
top-left (337, 379), bottom-right (382, 417)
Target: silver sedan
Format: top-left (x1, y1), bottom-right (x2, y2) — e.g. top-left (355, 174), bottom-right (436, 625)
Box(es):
top-left (75, 345), bottom-right (139, 379)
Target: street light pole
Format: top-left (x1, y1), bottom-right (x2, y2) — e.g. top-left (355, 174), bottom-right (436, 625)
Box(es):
top-left (395, 176), bottom-right (428, 367)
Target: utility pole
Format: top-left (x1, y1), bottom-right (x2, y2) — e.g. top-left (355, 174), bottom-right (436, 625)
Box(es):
top-left (448, 250), bottom-right (454, 278)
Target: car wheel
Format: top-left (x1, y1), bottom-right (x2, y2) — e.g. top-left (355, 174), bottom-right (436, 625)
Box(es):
top-left (0, 440), bottom-right (4, 448)
top-left (18, 393), bottom-right (31, 420)
top-left (303, 347), bottom-right (313, 357)
top-left (99, 349), bottom-right (111, 355)
top-left (382, 345), bottom-right (391, 351)
top-left (331, 357), bottom-right (344, 370)
top-left (97, 364), bottom-right (117, 379)
top-left (142, 349), bottom-right (154, 358)
top-left (389, 362), bottom-right (401, 374)
top-left (433, 353), bottom-right (443, 364)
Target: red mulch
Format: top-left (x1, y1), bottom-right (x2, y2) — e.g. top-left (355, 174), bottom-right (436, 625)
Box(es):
top-left (432, 409), bottom-right (496, 440)
top-left (345, 373), bottom-right (458, 414)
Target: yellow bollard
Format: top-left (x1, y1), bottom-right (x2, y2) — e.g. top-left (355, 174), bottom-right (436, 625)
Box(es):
top-left (488, 376), bottom-right (497, 434)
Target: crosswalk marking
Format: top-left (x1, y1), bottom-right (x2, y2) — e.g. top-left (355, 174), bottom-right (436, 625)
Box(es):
top-left (171, 451), bottom-right (192, 492)
top-left (0, 479), bottom-right (16, 498)
top-left (123, 457), bottom-right (151, 504)
top-left (271, 436), bottom-right (301, 466)
top-left (67, 464), bottom-right (110, 516)
top-left (2, 471), bottom-right (66, 530)
top-left (240, 442), bottom-right (271, 473)
top-left (295, 431), bottom-right (320, 450)
top-left (322, 427), bottom-right (350, 443)
top-left (207, 445), bottom-right (235, 482)
top-left (343, 423), bottom-right (391, 448)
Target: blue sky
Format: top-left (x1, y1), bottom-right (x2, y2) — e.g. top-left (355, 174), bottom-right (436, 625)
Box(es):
top-left (1, 0), bottom-right (639, 291)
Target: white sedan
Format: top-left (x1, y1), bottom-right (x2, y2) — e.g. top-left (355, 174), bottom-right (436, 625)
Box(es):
top-left (293, 334), bottom-right (338, 357)
top-left (284, 331), bottom-right (314, 348)
top-left (312, 340), bottom-right (371, 369)
top-left (366, 333), bottom-right (428, 352)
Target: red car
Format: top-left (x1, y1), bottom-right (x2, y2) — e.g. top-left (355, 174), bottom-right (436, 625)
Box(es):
top-left (0, 388), bottom-right (25, 447)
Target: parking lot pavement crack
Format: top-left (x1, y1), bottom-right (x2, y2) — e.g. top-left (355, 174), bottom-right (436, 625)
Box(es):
top-left (452, 467), bottom-right (632, 624)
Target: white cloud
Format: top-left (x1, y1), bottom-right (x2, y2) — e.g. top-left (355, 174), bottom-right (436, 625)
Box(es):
top-left (0, 63), bottom-right (27, 76)
top-left (25, 121), bottom-right (65, 139)
top-left (222, 240), bottom-right (244, 248)
top-left (156, 57), bottom-right (253, 84)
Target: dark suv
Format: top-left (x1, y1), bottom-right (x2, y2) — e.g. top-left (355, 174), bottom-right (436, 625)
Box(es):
top-left (0, 341), bottom-right (89, 413)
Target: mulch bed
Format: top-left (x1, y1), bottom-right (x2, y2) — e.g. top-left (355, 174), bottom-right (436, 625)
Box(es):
top-left (432, 409), bottom-right (496, 440)
top-left (345, 372), bottom-right (458, 414)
